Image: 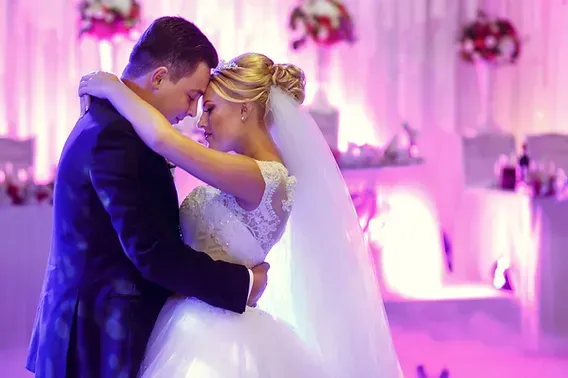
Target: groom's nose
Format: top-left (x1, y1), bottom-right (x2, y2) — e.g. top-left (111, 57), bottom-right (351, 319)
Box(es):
top-left (187, 101), bottom-right (199, 118)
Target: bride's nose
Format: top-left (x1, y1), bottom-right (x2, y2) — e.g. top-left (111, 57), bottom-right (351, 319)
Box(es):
top-left (197, 114), bottom-right (207, 129)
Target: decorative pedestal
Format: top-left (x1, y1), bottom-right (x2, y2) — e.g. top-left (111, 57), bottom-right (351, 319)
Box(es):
top-left (475, 60), bottom-right (499, 132)
top-left (97, 40), bottom-right (114, 71)
top-left (307, 45), bottom-right (340, 150)
top-left (309, 108), bottom-right (339, 151)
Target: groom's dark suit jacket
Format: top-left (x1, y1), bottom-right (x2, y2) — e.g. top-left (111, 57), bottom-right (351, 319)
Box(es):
top-left (26, 98), bottom-right (250, 378)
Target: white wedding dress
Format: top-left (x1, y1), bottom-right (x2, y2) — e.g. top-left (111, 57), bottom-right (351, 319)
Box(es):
top-left (139, 160), bottom-right (330, 378)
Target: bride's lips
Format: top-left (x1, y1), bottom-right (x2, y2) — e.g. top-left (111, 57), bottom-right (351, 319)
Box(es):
top-left (204, 132), bottom-right (212, 140)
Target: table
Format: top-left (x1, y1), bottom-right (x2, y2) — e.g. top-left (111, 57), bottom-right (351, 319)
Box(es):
top-left (342, 162), bottom-right (447, 298)
top-left (452, 188), bottom-right (533, 285)
top-left (452, 188), bottom-right (568, 353)
top-left (0, 206), bottom-right (52, 350)
top-left (0, 170), bottom-right (202, 351)
top-left (0, 170), bottom-right (199, 352)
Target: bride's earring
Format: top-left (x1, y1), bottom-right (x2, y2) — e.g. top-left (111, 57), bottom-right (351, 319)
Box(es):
top-left (241, 116), bottom-right (245, 122)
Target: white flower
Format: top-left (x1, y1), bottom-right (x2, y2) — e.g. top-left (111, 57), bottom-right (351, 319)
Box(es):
top-left (303, 0), bottom-right (341, 28)
top-left (84, 3), bottom-right (105, 19)
top-left (101, 0), bottom-right (132, 16)
top-left (485, 35), bottom-right (497, 48)
top-left (104, 12), bottom-right (115, 23)
top-left (316, 26), bottom-right (329, 41)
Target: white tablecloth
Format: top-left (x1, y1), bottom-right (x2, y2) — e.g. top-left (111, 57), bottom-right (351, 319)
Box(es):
top-left (343, 164), bottom-right (447, 298)
top-left (0, 206), bottom-right (52, 350)
top-left (453, 188), bottom-right (568, 352)
top-left (452, 188), bottom-right (532, 284)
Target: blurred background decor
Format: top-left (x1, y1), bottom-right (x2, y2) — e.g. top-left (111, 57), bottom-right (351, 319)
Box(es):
top-left (290, 0), bottom-right (356, 156)
top-left (78, 0), bottom-right (142, 41)
top-left (3, 1), bottom-right (568, 377)
top-left (79, 0), bottom-right (142, 71)
top-left (458, 9), bottom-right (522, 133)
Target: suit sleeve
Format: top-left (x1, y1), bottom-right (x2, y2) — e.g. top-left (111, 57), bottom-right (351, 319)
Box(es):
top-left (89, 120), bottom-right (250, 313)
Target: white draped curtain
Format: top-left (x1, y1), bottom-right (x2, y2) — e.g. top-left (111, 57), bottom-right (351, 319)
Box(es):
top-left (0, 0), bottom-right (567, 180)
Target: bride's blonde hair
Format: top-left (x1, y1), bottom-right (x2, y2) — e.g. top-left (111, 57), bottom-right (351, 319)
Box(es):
top-left (209, 53), bottom-right (306, 113)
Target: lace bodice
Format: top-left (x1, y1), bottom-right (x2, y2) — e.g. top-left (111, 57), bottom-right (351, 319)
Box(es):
top-left (179, 160), bottom-right (296, 268)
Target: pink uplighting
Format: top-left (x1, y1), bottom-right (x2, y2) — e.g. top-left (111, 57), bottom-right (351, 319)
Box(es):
top-left (370, 188), bottom-right (444, 297)
top-left (3, 1), bottom-right (568, 377)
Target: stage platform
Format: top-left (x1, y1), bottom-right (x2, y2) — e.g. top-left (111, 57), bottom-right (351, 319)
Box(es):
top-left (384, 283), bottom-right (519, 335)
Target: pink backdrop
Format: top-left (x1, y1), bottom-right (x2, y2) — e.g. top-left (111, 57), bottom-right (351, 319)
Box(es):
top-left (3, 3), bottom-right (568, 377)
top-left (1, 0), bottom-right (568, 181)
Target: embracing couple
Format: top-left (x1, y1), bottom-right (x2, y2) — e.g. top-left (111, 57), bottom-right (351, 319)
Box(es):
top-left (25, 16), bottom-right (402, 378)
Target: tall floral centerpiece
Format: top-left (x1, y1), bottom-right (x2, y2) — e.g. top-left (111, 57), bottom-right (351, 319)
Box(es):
top-left (289, 0), bottom-right (355, 114)
top-left (78, 0), bottom-right (142, 71)
top-left (288, 0), bottom-right (355, 152)
top-left (458, 10), bottom-right (521, 132)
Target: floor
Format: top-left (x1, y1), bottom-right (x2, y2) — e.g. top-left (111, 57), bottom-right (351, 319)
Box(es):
top-left (3, 284), bottom-right (568, 378)
top-left (386, 284), bottom-right (568, 377)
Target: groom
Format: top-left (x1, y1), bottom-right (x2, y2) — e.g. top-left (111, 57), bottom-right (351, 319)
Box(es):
top-left (26, 17), bottom-right (268, 378)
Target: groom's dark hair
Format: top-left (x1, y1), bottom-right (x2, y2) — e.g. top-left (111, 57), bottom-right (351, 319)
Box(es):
top-left (123, 16), bottom-right (219, 83)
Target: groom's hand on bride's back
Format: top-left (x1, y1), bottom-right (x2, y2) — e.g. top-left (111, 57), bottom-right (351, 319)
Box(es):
top-left (248, 262), bottom-right (270, 307)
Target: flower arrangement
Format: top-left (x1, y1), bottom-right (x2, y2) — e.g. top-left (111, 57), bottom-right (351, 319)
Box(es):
top-left (458, 10), bottom-right (521, 64)
top-left (289, 0), bottom-right (356, 50)
top-left (494, 153), bottom-right (568, 197)
top-left (1, 178), bottom-right (53, 206)
top-left (78, 0), bottom-right (141, 41)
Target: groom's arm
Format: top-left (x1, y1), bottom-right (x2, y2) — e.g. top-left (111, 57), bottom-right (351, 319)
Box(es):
top-left (90, 119), bottom-right (250, 313)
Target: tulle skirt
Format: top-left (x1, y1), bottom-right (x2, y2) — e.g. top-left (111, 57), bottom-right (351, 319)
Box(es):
top-left (139, 297), bottom-right (330, 378)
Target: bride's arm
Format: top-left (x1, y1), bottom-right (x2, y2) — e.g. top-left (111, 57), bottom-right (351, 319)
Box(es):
top-left (79, 73), bottom-right (265, 207)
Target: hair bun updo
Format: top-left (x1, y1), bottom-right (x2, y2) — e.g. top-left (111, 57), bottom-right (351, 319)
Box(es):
top-left (209, 53), bottom-right (307, 110)
top-left (270, 63), bottom-right (306, 104)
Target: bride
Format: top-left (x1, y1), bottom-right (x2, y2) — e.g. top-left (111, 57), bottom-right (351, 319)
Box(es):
top-left (78, 53), bottom-right (401, 378)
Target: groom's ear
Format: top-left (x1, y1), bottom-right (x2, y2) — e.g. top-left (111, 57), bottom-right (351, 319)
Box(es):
top-left (150, 67), bottom-right (169, 90)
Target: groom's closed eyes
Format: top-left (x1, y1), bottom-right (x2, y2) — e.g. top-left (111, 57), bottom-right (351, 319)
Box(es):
top-left (187, 90), bottom-right (204, 103)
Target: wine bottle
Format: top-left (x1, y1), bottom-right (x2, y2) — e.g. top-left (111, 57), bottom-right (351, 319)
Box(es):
top-left (518, 143), bottom-right (530, 181)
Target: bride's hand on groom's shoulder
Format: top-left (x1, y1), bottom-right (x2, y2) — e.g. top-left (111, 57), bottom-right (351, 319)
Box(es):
top-left (78, 71), bottom-right (121, 117)
top-left (79, 94), bottom-right (91, 118)
top-left (78, 71), bottom-right (121, 98)
top-left (247, 262), bottom-right (270, 308)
